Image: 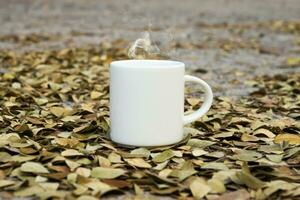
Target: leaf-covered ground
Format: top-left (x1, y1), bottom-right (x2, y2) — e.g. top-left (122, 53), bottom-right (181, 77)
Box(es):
top-left (0, 42), bottom-right (299, 199)
top-left (0, 1), bottom-right (300, 199)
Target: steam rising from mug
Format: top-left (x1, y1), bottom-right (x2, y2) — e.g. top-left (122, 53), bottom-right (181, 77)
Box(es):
top-left (127, 32), bottom-right (161, 59)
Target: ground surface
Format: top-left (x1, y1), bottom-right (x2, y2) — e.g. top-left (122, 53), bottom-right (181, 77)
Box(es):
top-left (1, 0), bottom-right (300, 96)
top-left (0, 0), bottom-right (299, 199)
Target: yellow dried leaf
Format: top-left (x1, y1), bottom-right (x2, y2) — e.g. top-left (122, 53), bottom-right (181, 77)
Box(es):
top-left (91, 167), bottom-right (125, 179)
top-left (241, 133), bottom-right (259, 142)
top-left (55, 138), bottom-right (79, 147)
top-left (61, 115), bottom-right (81, 122)
top-left (81, 103), bottom-right (94, 113)
top-left (190, 177), bottom-right (211, 199)
top-left (134, 184), bottom-right (144, 196)
top-left (192, 148), bottom-right (208, 157)
top-left (39, 182), bottom-right (59, 190)
top-left (14, 185), bottom-right (44, 197)
top-left (75, 167), bottom-right (91, 177)
top-left (108, 152), bottom-right (122, 163)
top-left (187, 139), bottom-right (215, 149)
top-left (253, 128), bottom-right (275, 138)
top-left (66, 159), bottom-right (81, 171)
top-left (187, 98), bottom-right (200, 107)
top-left (84, 181), bottom-right (112, 196)
top-left (3, 73), bottom-right (15, 80)
top-left (171, 161), bottom-right (197, 181)
top-left (91, 91), bottom-right (102, 99)
top-left (153, 160), bottom-right (169, 170)
top-left (208, 178), bottom-right (226, 193)
top-left (130, 148), bottom-right (150, 158)
top-left (158, 169), bottom-right (172, 178)
top-left (202, 162), bottom-right (229, 170)
top-left (287, 57), bottom-right (300, 66)
top-left (21, 162), bottom-right (49, 174)
top-left (232, 150), bottom-right (262, 162)
top-left (236, 170), bottom-right (265, 189)
top-left (274, 134), bottom-right (300, 145)
top-left (152, 149), bottom-right (175, 163)
top-left (125, 158), bottom-right (151, 168)
top-left (0, 180), bottom-right (15, 188)
top-left (50, 107), bottom-right (65, 118)
top-left (61, 149), bottom-right (83, 157)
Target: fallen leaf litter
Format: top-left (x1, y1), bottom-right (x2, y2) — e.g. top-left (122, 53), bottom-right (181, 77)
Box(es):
top-left (0, 40), bottom-right (299, 199)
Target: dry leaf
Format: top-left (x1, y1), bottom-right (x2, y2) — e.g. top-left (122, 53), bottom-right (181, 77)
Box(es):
top-left (253, 128), bottom-right (276, 138)
top-left (236, 164), bottom-right (265, 189)
top-left (91, 167), bottom-right (126, 179)
top-left (190, 177), bottom-right (211, 199)
top-left (91, 91), bottom-right (102, 99)
top-left (171, 161), bottom-right (197, 181)
top-left (187, 139), bottom-right (215, 149)
top-left (152, 149), bottom-right (175, 163)
top-left (192, 148), bottom-right (208, 157)
top-left (202, 162), bottom-right (229, 171)
top-left (0, 40), bottom-right (299, 199)
top-left (75, 167), bottom-right (91, 177)
top-left (125, 158), bottom-right (152, 168)
top-left (286, 57), bottom-right (300, 66)
top-left (61, 149), bottom-right (83, 157)
top-left (108, 152), bottom-right (123, 163)
top-left (214, 189), bottom-right (250, 200)
top-left (0, 180), bottom-right (15, 188)
top-left (21, 162), bottom-right (49, 174)
top-left (130, 148), bottom-right (151, 158)
top-left (187, 98), bottom-right (200, 107)
top-left (274, 134), bottom-right (300, 145)
top-left (232, 149), bottom-right (262, 161)
top-left (50, 107), bottom-right (66, 118)
top-left (208, 178), bottom-right (226, 193)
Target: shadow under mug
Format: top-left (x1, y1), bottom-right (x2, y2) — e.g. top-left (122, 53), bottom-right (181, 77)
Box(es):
top-left (109, 60), bottom-right (213, 147)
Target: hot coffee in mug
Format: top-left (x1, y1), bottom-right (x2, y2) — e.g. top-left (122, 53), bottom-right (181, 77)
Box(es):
top-left (109, 60), bottom-right (213, 147)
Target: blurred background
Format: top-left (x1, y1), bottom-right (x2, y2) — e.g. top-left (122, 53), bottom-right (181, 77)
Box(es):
top-left (0, 0), bottom-right (300, 96)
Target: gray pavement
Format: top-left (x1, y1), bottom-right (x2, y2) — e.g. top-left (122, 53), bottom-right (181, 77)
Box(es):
top-left (0, 0), bottom-right (300, 96)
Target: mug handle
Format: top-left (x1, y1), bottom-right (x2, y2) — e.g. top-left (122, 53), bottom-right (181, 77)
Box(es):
top-left (183, 75), bottom-right (213, 125)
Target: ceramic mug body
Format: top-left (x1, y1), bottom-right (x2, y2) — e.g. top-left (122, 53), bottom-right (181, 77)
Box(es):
top-left (109, 60), bottom-right (213, 147)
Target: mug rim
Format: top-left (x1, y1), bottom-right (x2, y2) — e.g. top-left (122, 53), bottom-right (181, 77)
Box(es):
top-left (110, 59), bottom-right (184, 69)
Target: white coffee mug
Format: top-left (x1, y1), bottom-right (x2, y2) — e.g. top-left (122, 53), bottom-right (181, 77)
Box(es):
top-left (109, 60), bottom-right (213, 146)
